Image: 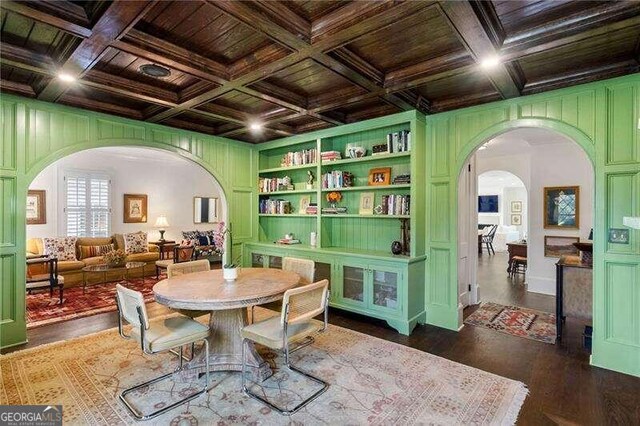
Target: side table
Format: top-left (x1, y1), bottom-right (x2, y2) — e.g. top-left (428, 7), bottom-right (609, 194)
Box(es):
top-left (149, 240), bottom-right (177, 260)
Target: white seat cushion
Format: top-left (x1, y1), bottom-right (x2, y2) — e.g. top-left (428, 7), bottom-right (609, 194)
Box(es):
top-left (155, 259), bottom-right (174, 268)
top-left (241, 316), bottom-right (322, 349)
top-left (131, 315), bottom-right (209, 353)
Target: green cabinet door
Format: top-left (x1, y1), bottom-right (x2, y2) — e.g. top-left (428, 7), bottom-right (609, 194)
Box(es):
top-left (339, 262), bottom-right (369, 308)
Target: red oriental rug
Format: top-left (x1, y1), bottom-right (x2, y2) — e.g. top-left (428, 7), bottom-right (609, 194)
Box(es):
top-left (464, 302), bottom-right (557, 344)
top-left (26, 277), bottom-right (161, 329)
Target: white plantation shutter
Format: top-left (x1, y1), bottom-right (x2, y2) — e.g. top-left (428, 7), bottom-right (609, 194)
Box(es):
top-left (64, 171), bottom-right (111, 237)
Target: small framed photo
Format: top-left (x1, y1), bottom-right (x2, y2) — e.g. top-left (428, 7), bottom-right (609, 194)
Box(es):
top-left (544, 186), bottom-right (579, 229)
top-left (544, 235), bottom-right (580, 257)
top-left (511, 214), bottom-right (522, 226)
top-left (124, 194), bottom-right (148, 223)
top-left (368, 167), bottom-right (391, 186)
top-left (511, 201), bottom-right (522, 213)
top-left (26, 190), bottom-right (46, 225)
top-left (299, 195), bottom-right (311, 214)
top-left (359, 192), bottom-right (375, 215)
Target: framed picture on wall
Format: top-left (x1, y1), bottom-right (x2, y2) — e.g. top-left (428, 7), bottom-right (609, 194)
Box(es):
top-left (511, 201), bottom-right (522, 213)
top-left (359, 192), bottom-right (375, 215)
top-left (26, 190), bottom-right (46, 225)
top-left (123, 194), bottom-right (147, 223)
top-left (511, 214), bottom-right (522, 226)
top-left (194, 196), bottom-right (218, 223)
top-left (544, 186), bottom-right (579, 229)
top-left (299, 196), bottom-right (311, 214)
top-left (544, 236), bottom-right (580, 257)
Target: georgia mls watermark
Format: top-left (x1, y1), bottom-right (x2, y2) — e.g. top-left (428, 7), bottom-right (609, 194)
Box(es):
top-left (0, 405), bottom-right (62, 426)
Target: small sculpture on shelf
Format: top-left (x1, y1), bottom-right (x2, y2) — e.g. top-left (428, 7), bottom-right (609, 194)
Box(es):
top-left (326, 191), bottom-right (342, 208)
top-left (306, 170), bottom-right (314, 189)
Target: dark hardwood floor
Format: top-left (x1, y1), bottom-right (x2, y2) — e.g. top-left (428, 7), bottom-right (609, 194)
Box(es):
top-left (3, 254), bottom-right (639, 425)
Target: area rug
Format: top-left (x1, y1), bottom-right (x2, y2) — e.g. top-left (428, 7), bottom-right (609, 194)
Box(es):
top-left (1, 309), bottom-right (528, 425)
top-left (465, 302), bottom-right (556, 344)
top-left (26, 276), bottom-right (161, 329)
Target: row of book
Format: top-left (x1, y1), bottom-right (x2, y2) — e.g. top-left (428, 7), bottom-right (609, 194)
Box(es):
top-left (259, 199), bottom-right (292, 215)
top-left (384, 130), bottom-right (411, 154)
top-left (381, 195), bottom-right (410, 216)
top-left (322, 171), bottom-right (354, 189)
top-left (279, 149), bottom-right (317, 167)
top-left (322, 206), bottom-right (348, 214)
top-left (258, 176), bottom-right (293, 193)
top-left (321, 151), bottom-right (341, 162)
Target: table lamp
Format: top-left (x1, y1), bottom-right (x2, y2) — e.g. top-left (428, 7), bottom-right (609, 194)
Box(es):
top-left (154, 215), bottom-right (169, 241)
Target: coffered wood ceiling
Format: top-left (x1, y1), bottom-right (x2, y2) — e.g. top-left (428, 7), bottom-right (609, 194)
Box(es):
top-left (1, 0), bottom-right (639, 143)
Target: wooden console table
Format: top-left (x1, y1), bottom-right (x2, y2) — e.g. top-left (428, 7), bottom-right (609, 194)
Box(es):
top-left (555, 256), bottom-right (593, 340)
top-left (506, 242), bottom-right (527, 273)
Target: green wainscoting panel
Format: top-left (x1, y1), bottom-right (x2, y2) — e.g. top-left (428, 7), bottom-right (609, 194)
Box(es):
top-left (425, 74), bottom-right (640, 377)
top-left (0, 94), bottom-right (257, 348)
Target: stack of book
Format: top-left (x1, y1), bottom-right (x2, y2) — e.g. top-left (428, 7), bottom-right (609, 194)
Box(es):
top-left (306, 203), bottom-right (318, 215)
top-left (259, 199), bottom-right (291, 214)
top-left (380, 195), bottom-right (410, 216)
top-left (280, 148), bottom-right (317, 167)
top-left (276, 238), bottom-right (301, 245)
top-left (322, 171), bottom-right (353, 189)
top-left (322, 206), bottom-right (348, 214)
top-left (393, 174), bottom-right (411, 184)
top-left (259, 176), bottom-right (294, 193)
top-left (321, 151), bottom-right (342, 162)
top-left (385, 130), bottom-right (411, 153)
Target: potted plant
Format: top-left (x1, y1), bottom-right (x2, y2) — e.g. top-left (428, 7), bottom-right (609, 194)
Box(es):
top-left (214, 222), bottom-right (240, 281)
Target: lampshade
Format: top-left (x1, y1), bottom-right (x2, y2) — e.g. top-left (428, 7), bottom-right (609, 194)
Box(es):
top-left (154, 215), bottom-right (169, 228)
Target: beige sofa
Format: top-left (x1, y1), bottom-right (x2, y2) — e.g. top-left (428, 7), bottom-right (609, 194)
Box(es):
top-left (27, 235), bottom-right (159, 287)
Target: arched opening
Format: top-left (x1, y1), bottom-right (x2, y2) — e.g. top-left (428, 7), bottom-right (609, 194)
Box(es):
top-left (25, 146), bottom-right (228, 331)
top-left (457, 127), bottom-right (595, 347)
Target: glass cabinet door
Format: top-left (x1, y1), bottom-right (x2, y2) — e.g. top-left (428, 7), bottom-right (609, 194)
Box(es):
top-left (251, 253), bottom-right (266, 268)
top-left (342, 265), bottom-right (365, 303)
top-left (372, 269), bottom-right (399, 311)
top-left (268, 255), bottom-right (282, 269)
top-left (315, 261), bottom-right (332, 294)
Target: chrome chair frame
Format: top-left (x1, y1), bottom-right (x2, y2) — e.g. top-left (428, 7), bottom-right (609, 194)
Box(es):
top-left (115, 295), bottom-right (210, 421)
top-left (241, 290), bottom-right (330, 416)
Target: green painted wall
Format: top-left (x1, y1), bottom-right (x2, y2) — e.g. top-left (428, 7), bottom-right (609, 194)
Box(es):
top-left (0, 94), bottom-right (256, 348)
top-left (424, 73), bottom-right (640, 377)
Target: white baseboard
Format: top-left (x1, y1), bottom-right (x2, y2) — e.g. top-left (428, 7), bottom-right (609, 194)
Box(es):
top-left (526, 275), bottom-right (556, 295)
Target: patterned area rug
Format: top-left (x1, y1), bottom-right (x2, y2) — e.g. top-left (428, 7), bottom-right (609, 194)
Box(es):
top-left (26, 277), bottom-right (161, 329)
top-left (465, 302), bottom-right (557, 344)
top-left (1, 309), bottom-right (528, 425)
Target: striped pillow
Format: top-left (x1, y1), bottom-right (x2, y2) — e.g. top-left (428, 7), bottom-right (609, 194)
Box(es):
top-left (79, 244), bottom-right (115, 260)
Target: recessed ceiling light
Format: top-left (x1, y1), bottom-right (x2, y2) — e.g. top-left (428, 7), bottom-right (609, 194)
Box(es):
top-left (480, 56), bottom-right (501, 70)
top-left (139, 64), bottom-right (171, 78)
top-left (249, 122), bottom-right (263, 131)
top-left (58, 72), bottom-right (75, 82)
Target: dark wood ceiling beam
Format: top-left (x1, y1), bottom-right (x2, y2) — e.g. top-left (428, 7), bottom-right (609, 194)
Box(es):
top-left (0, 43), bottom-right (56, 72)
top-left (83, 69), bottom-right (178, 106)
top-left (295, 120), bottom-right (331, 134)
top-left (0, 79), bottom-right (36, 97)
top-left (439, 1), bottom-right (522, 98)
top-left (37, 1), bottom-right (156, 102)
top-left (431, 91), bottom-right (499, 113)
top-left (161, 117), bottom-right (218, 135)
top-left (240, 83), bottom-right (307, 112)
top-left (250, 1), bottom-right (311, 42)
top-left (193, 104), bottom-right (296, 136)
top-left (58, 94), bottom-right (144, 119)
top-left (384, 51), bottom-right (473, 90)
top-left (229, 44), bottom-right (291, 78)
top-left (330, 48), bottom-right (385, 85)
top-left (179, 81), bottom-right (216, 103)
top-left (0, 1), bottom-right (92, 38)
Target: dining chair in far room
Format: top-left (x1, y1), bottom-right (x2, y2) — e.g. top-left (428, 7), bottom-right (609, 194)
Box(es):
top-left (241, 279), bottom-right (330, 415)
top-left (155, 245), bottom-right (196, 279)
top-left (115, 284), bottom-right (211, 420)
top-left (251, 257), bottom-right (316, 323)
top-left (166, 259), bottom-right (211, 321)
top-left (26, 256), bottom-right (64, 304)
top-left (482, 224), bottom-right (498, 255)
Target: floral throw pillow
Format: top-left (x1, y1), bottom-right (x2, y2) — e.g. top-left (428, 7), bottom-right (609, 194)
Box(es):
top-left (123, 232), bottom-right (148, 254)
top-left (43, 237), bottom-right (77, 261)
top-left (182, 230), bottom-right (199, 246)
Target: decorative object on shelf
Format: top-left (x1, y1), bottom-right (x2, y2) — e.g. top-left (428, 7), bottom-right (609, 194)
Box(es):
top-left (368, 167), bottom-right (391, 186)
top-left (124, 194), bottom-right (147, 223)
top-left (194, 196), bottom-right (218, 223)
top-left (306, 170), bottom-right (314, 189)
top-left (374, 205), bottom-right (383, 215)
top-left (26, 189), bottom-right (46, 225)
top-left (386, 130), bottom-right (411, 153)
top-left (544, 236), bottom-right (580, 257)
top-left (393, 174), bottom-right (411, 184)
top-left (217, 222), bottom-right (239, 281)
top-left (511, 201), bottom-right (523, 213)
top-left (391, 241), bottom-right (403, 255)
top-left (345, 144), bottom-right (366, 159)
top-left (608, 228), bottom-right (629, 244)
top-left (310, 231), bottom-right (317, 247)
top-left (511, 214), bottom-right (522, 226)
top-left (544, 186), bottom-right (579, 229)
top-left (326, 191), bottom-right (343, 208)
top-left (299, 196), bottom-right (311, 214)
top-left (154, 215), bottom-right (169, 241)
top-left (400, 218), bottom-right (410, 255)
top-left (103, 249), bottom-right (126, 267)
top-left (322, 170), bottom-right (354, 189)
top-left (372, 143), bottom-right (389, 156)
top-left (359, 192), bottom-right (374, 215)
top-left (277, 233), bottom-right (301, 245)
top-left (306, 203), bottom-right (318, 215)
top-left (280, 148), bottom-right (317, 167)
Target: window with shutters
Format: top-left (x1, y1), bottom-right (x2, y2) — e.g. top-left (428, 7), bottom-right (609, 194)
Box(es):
top-left (63, 171), bottom-right (112, 237)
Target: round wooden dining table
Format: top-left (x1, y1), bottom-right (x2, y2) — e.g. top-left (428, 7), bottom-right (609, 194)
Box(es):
top-left (153, 267), bottom-right (300, 381)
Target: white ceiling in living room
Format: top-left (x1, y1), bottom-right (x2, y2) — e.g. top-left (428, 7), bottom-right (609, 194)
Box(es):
top-left (89, 146), bottom-right (193, 165)
top-left (478, 170), bottom-right (525, 189)
top-left (477, 127), bottom-right (574, 158)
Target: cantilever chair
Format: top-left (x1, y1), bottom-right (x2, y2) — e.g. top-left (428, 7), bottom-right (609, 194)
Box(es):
top-left (241, 279), bottom-right (330, 415)
top-left (166, 259), bottom-right (211, 319)
top-left (250, 256), bottom-right (315, 323)
top-left (115, 284), bottom-right (211, 420)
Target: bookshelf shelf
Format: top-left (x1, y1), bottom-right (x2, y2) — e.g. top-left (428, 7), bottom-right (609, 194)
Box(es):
top-left (258, 163), bottom-right (317, 174)
top-left (321, 214), bottom-right (410, 219)
top-left (258, 213), bottom-right (317, 217)
top-left (321, 152), bottom-right (410, 167)
top-left (320, 184), bottom-right (410, 192)
top-left (258, 189), bottom-right (317, 195)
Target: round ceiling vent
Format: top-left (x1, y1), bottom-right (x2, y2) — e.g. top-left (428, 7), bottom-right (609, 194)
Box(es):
top-left (138, 64), bottom-right (171, 78)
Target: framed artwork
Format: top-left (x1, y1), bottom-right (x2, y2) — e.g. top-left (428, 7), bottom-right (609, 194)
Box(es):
top-left (359, 192), bottom-right (375, 215)
top-left (194, 196), bottom-right (218, 223)
top-left (544, 186), bottom-right (579, 229)
top-left (511, 201), bottom-right (522, 213)
top-left (368, 167), bottom-right (391, 186)
top-left (299, 195), bottom-right (311, 214)
top-left (123, 194), bottom-right (147, 223)
top-left (511, 214), bottom-right (522, 226)
top-left (544, 236), bottom-right (580, 257)
top-left (26, 190), bottom-right (46, 225)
